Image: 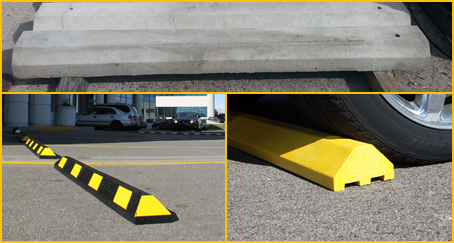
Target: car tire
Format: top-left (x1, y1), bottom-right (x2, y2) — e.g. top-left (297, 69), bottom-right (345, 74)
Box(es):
top-left (111, 121), bottom-right (123, 131)
top-left (155, 125), bottom-right (160, 130)
top-left (289, 94), bottom-right (452, 165)
top-left (228, 94), bottom-right (265, 110)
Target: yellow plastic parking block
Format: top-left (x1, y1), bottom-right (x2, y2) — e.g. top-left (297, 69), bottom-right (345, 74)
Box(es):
top-left (227, 110), bottom-right (394, 191)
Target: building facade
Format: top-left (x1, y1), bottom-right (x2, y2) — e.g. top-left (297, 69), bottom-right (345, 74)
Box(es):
top-left (3, 94), bottom-right (215, 127)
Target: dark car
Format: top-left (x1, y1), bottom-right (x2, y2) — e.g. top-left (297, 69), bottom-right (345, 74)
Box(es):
top-left (152, 119), bottom-right (173, 130)
top-left (202, 119), bottom-right (210, 130)
top-left (171, 112), bottom-right (202, 131)
top-left (154, 116), bottom-right (167, 123)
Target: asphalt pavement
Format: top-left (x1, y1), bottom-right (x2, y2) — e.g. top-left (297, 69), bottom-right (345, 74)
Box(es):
top-left (2, 129), bottom-right (226, 241)
top-left (2, 2), bottom-right (451, 92)
top-left (227, 94), bottom-right (452, 241)
top-left (227, 148), bottom-right (452, 241)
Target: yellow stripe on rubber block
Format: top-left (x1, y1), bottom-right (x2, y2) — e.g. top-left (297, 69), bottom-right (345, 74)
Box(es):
top-left (227, 110), bottom-right (394, 192)
top-left (54, 156), bottom-right (174, 224)
top-left (132, 131), bottom-right (224, 136)
top-left (24, 138), bottom-right (60, 159)
top-left (16, 132), bottom-right (30, 142)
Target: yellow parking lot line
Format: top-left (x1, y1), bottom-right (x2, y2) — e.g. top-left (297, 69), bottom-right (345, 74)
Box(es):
top-left (2, 162), bottom-right (55, 165)
top-left (2, 161), bottom-right (225, 165)
top-left (45, 144), bottom-right (224, 149)
top-left (3, 140), bottom-right (225, 146)
top-left (86, 161), bottom-right (225, 165)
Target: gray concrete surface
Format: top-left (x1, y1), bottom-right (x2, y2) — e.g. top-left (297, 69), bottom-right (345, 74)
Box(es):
top-left (33, 3), bottom-right (411, 31)
top-left (12, 26), bottom-right (430, 79)
top-left (2, 129), bottom-right (225, 241)
top-left (13, 2), bottom-right (429, 79)
top-left (2, 2), bottom-right (451, 92)
top-left (227, 94), bottom-right (452, 241)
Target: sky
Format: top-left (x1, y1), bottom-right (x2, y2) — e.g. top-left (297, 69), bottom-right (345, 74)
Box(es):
top-left (214, 94), bottom-right (225, 114)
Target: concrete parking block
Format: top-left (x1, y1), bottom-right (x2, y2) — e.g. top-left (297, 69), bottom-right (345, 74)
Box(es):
top-left (32, 2), bottom-right (411, 31)
top-left (11, 2), bottom-right (430, 79)
top-left (12, 26), bottom-right (430, 78)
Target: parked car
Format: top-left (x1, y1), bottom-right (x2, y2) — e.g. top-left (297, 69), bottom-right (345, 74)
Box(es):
top-left (76, 104), bottom-right (140, 131)
top-left (208, 117), bottom-right (221, 123)
top-left (154, 116), bottom-right (167, 123)
top-left (152, 119), bottom-right (173, 130)
top-left (171, 112), bottom-right (203, 131)
top-left (134, 116), bottom-right (148, 130)
top-left (202, 119), bottom-right (210, 130)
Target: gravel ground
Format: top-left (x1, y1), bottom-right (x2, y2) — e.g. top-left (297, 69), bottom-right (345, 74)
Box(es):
top-left (227, 147), bottom-right (452, 241)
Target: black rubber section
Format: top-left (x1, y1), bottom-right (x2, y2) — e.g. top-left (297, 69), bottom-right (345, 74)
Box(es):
top-left (289, 94), bottom-right (452, 165)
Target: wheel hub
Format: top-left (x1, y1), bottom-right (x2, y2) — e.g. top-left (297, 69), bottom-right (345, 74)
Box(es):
top-left (381, 94), bottom-right (452, 130)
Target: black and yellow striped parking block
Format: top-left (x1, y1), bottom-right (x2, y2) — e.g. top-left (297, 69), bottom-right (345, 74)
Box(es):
top-left (137, 131), bottom-right (224, 136)
top-left (16, 132), bottom-right (30, 142)
top-left (25, 138), bottom-right (60, 159)
top-left (54, 156), bottom-right (173, 224)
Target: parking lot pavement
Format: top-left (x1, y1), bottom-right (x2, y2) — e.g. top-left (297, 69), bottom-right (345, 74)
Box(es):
top-left (3, 129), bottom-right (224, 162)
top-left (227, 148), bottom-right (452, 241)
top-left (227, 95), bottom-right (452, 241)
top-left (2, 129), bottom-right (225, 241)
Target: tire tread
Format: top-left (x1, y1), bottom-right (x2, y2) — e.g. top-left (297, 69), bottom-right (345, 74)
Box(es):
top-left (289, 94), bottom-right (449, 165)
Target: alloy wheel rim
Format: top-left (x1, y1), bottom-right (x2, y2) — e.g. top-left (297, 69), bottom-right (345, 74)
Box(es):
top-left (381, 94), bottom-right (452, 130)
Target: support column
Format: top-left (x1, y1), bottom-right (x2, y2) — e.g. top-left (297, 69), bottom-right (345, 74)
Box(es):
top-left (4, 94), bottom-right (29, 127)
top-left (207, 94), bottom-right (215, 118)
top-left (56, 94), bottom-right (71, 106)
top-left (76, 94), bottom-right (89, 113)
top-left (96, 94), bottom-right (105, 104)
top-left (106, 94), bottom-right (116, 103)
top-left (134, 94), bottom-right (143, 115)
top-left (55, 94), bottom-right (76, 126)
top-left (29, 94), bottom-right (52, 126)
